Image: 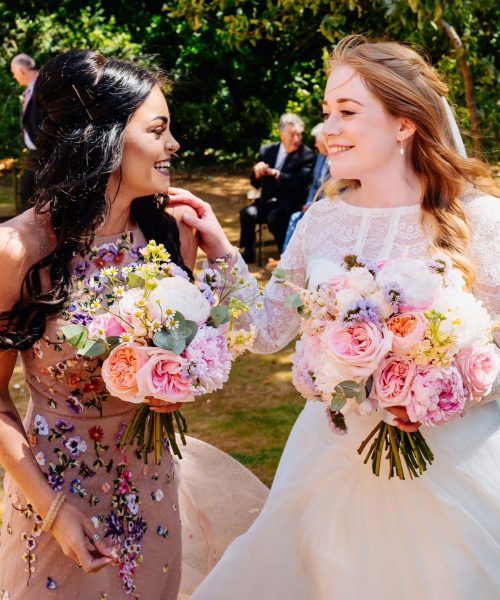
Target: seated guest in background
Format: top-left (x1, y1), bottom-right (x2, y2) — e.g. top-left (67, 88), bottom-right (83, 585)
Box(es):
top-left (282, 122), bottom-right (330, 252)
top-left (240, 113), bottom-right (314, 263)
top-left (10, 53), bottom-right (41, 211)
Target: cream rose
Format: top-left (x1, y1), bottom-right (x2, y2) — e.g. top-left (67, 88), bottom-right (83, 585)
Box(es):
top-left (147, 277), bottom-right (211, 326)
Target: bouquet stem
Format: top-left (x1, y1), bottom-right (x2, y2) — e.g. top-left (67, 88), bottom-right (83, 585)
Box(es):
top-left (120, 405), bottom-right (188, 464)
top-left (357, 420), bottom-right (434, 480)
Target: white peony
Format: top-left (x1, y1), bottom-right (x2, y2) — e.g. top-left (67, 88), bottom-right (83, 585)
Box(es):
top-left (335, 288), bottom-right (363, 315)
top-left (376, 257), bottom-right (442, 310)
top-left (345, 267), bottom-right (376, 295)
top-left (431, 287), bottom-right (491, 348)
top-left (147, 276), bottom-right (211, 326)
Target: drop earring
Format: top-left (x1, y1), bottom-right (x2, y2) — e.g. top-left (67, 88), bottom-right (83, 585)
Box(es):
top-left (399, 139), bottom-right (405, 156)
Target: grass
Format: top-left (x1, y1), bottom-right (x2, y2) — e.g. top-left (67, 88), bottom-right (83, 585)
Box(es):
top-left (0, 168), bottom-right (303, 520)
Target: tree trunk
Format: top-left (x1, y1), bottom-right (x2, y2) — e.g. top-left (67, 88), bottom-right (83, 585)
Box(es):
top-left (438, 17), bottom-right (482, 157)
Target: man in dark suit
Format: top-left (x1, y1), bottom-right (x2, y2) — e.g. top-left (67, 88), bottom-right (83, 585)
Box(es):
top-left (240, 113), bottom-right (315, 262)
top-left (11, 53), bottom-right (40, 211)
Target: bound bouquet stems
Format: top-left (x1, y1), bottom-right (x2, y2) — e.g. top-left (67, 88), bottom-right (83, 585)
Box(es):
top-left (357, 420), bottom-right (434, 480)
top-left (120, 404), bottom-right (187, 464)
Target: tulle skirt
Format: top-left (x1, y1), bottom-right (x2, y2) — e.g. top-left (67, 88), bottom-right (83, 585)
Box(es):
top-left (190, 400), bottom-right (500, 600)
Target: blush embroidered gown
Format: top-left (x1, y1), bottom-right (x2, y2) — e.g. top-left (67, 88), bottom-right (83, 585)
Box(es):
top-left (191, 190), bottom-right (500, 600)
top-left (0, 230), bottom-right (183, 600)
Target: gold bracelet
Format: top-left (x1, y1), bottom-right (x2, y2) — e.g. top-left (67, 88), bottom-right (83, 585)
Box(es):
top-left (41, 492), bottom-right (67, 532)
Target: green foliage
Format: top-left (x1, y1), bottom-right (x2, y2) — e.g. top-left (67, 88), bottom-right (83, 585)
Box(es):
top-left (0, 0), bottom-right (497, 162)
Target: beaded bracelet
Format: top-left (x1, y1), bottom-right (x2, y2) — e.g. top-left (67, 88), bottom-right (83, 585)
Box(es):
top-left (41, 492), bottom-right (68, 532)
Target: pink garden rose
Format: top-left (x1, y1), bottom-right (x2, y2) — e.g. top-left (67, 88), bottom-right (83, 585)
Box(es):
top-left (323, 274), bottom-right (348, 294)
top-left (136, 347), bottom-right (193, 403)
top-left (455, 345), bottom-right (499, 402)
top-left (101, 343), bottom-right (147, 403)
top-left (316, 321), bottom-right (393, 398)
top-left (184, 325), bottom-right (232, 393)
top-left (407, 364), bottom-right (466, 425)
top-left (87, 313), bottom-right (126, 339)
top-left (373, 353), bottom-right (416, 408)
top-left (291, 334), bottom-right (322, 400)
top-left (387, 311), bottom-right (427, 355)
top-left (113, 288), bottom-right (148, 337)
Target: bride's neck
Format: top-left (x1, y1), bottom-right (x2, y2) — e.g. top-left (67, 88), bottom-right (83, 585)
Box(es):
top-left (345, 166), bottom-right (423, 209)
top-left (96, 183), bottom-right (136, 236)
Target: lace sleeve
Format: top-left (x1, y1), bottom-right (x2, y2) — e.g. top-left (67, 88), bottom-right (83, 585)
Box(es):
top-left (224, 211), bottom-right (309, 354)
top-left (464, 192), bottom-right (500, 404)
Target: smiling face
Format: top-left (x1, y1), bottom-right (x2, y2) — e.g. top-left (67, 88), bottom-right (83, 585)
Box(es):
top-left (110, 85), bottom-right (180, 198)
top-left (322, 65), bottom-right (409, 180)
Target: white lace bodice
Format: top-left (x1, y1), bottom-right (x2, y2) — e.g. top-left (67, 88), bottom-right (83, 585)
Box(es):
top-left (236, 190), bottom-right (499, 355)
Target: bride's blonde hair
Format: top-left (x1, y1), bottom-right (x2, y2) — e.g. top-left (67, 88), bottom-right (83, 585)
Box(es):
top-left (323, 35), bottom-right (499, 289)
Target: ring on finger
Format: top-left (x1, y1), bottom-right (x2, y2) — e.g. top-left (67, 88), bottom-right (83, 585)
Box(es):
top-left (89, 533), bottom-right (101, 544)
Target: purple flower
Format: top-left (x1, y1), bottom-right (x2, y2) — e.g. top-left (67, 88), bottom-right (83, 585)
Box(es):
top-left (63, 435), bottom-right (88, 457)
top-left (47, 472), bottom-right (64, 491)
top-left (129, 516), bottom-right (148, 541)
top-left (55, 418), bottom-right (74, 432)
top-left (169, 263), bottom-right (190, 281)
top-left (129, 245), bottom-right (143, 260)
top-left (86, 271), bottom-right (105, 292)
top-left (341, 298), bottom-right (380, 326)
top-left (96, 243), bottom-right (119, 264)
top-left (70, 312), bottom-right (92, 326)
top-left (105, 510), bottom-right (124, 541)
top-left (66, 394), bottom-right (84, 413)
top-left (72, 260), bottom-right (90, 278)
top-left (69, 478), bottom-right (82, 494)
top-left (382, 283), bottom-right (406, 313)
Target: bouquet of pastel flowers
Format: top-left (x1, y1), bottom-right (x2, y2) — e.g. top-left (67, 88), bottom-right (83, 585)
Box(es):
top-left (63, 240), bottom-right (259, 463)
top-left (276, 254), bottom-right (499, 479)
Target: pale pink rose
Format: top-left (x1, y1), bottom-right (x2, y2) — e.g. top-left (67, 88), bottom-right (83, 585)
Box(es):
top-left (88, 314), bottom-right (126, 339)
top-left (407, 364), bottom-right (466, 425)
top-left (113, 288), bottom-right (148, 336)
top-left (101, 343), bottom-right (147, 403)
top-left (387, 311), bottom-right (427, 355)
top-left (136, 347), bottom-right (193, 403)
top-left (316, 321), bottom-right (393, 397)
top-left (291, 334), bottom-right (322, 400)
top-left (323, 274), bottom-right (347, 294)
top-left (455, 345), bottom-right (499, 402)
top-left (373, 353), bottom-right (416, 408)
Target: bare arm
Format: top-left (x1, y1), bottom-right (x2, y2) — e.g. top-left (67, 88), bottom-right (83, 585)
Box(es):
top-left (0, 223), bottom-right (114, 572)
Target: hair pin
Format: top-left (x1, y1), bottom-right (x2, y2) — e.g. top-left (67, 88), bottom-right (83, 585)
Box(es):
top-left (71, 84), bottom-right (93, 120)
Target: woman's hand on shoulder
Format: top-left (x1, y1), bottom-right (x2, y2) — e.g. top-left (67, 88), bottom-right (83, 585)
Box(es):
top-left (167, 203), bottom-right (198, 270)
top-left (167, 187), bottom-right (235, 261)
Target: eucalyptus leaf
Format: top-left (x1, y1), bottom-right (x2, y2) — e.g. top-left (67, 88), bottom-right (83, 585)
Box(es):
top-left (153, 329), bottom-right (187, 354)
top-left (184, 320), bottom-right (198, 345)
top-left (331, 394), bottom-right (347, 412)
top-left (338, 380), bottom-right (360, 399)
top-left (272, 267), bottom-right (285, 282)
top-left (210, 305), bottom-right (230, 326)
top-left (61, 324), bottom-right (88, 349)
top-left (153, 329), bottom-right (172, 350)
top-left (77, 339), bottom-right (107, 357)
top-left (106, 336), bottom-right (122, 349)
top-left (283, 293), bottom-right (303, 310)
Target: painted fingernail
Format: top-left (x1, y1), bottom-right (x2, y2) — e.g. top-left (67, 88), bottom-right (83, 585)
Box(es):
top-left (183, 213), bottom-right (192, 221)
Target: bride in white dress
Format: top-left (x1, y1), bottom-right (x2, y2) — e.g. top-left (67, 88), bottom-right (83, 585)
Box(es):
top-left (171, 36), bottom-right (500, 599)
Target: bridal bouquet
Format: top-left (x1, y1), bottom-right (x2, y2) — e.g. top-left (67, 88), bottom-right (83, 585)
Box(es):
top-left (276, 254), bottom-right (499, 479)
top-left (62, 240), bottom-right (259, 463)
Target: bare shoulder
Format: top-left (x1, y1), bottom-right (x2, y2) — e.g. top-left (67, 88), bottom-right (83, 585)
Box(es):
top-left (166, 204), bottom-right (198, 269)
top-left (0, 210), bottom-right (54, 310)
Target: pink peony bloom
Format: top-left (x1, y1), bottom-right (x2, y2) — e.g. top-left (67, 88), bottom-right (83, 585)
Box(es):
top-left (88, 313), bottom-right (126, 339)
top-left (455, 345), bottom-right (499, 402)
top-left (407, 364), bottom-right (466, 425)
top-left (291, 334), bottom-right (323, 400)
top-left (387, 311), bottom-right (427, 355)
top-left (101, 343), bottom-right (147, 403)
top-left (184, 325), bottom-right (232, 393)
top-left (373, 353), bottom-right (416, 408)
top-left (137, 347), bottom-right (193, 403)
top-left (316, 321), bottom-right (393, 397)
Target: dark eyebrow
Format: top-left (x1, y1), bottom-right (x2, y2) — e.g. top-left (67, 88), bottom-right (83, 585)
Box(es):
top-left (150, 116), bottom-right (168, 124)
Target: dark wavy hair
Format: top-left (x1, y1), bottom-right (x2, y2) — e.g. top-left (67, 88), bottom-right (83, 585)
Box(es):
top-left (0, 50), bottom-right (191, 350)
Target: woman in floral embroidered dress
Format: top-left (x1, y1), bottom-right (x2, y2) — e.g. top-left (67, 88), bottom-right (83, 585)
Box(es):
top-left (0, 51), bottom-right (198, 599)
